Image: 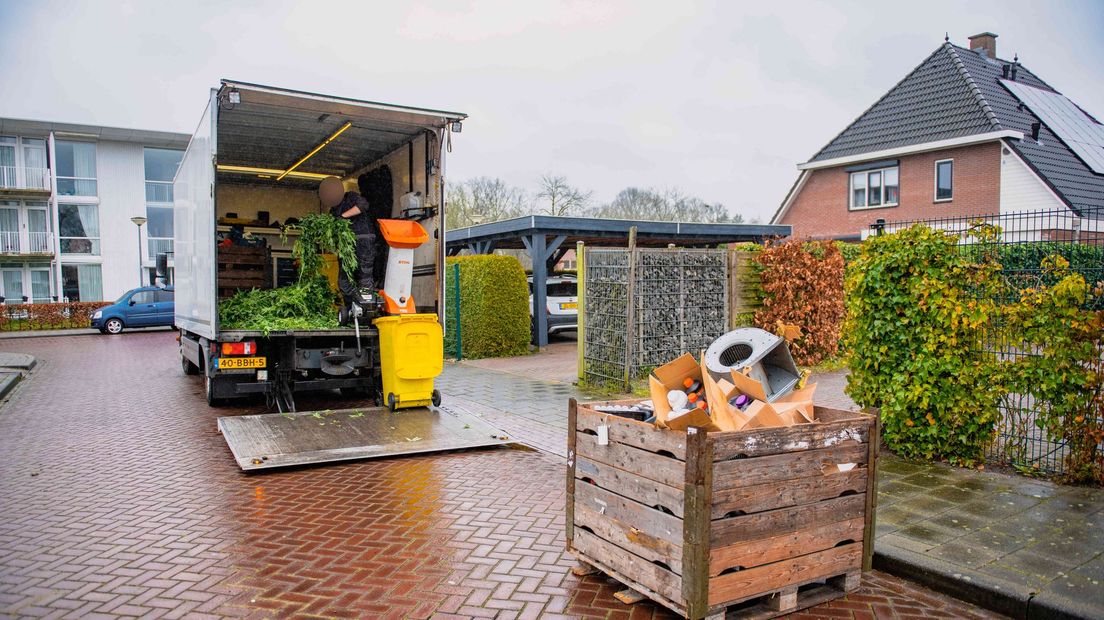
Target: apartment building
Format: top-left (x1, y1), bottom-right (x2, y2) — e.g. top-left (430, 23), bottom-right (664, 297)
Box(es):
top-left (0, 118), bottom-right (189, 303)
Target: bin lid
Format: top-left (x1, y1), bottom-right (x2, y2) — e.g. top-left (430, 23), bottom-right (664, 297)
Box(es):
top-left (373, 313), bottom-right (440, 325)
top-left (378, 219), bottom-right (429, 249)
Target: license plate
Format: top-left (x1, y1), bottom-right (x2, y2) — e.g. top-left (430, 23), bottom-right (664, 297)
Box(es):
top-left (559, 302), bottom-right (578, 310)
top-left (216, 357), bottom-right (266, 369)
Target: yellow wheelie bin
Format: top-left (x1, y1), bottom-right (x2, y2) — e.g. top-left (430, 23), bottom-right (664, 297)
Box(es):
top-left (373, 313), bottom-right (444, 410)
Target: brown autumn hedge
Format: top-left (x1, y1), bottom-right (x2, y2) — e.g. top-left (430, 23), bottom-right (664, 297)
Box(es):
top-left (753, 239), bottom-right (845, 365)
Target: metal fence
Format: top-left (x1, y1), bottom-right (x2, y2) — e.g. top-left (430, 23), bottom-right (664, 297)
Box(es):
top-left (583, 247), bottom-right (729, 388)
top-left (444, 262), bottom-right (462, 359)
top-left (879, 207), bottom-right (1103, 475)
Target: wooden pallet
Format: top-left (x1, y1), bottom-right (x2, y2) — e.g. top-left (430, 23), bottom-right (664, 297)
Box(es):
top-left (576, 556), bottom-right (860, 619)
top-left (566, 398), bottom-right (879, 619)
top-left (217, 246), bottom-right (271, 297)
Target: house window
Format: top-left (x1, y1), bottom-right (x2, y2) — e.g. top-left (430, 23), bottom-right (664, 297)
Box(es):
top-left (30, 269), bottom-right (51, 303)
top-left (58, 203), bottom-right (100, 255)
top-left (61, 263), bottom-right (102, 302)
top-left (850, 165), bottom-right (899, 210)
top-left (144, 148), bottom-right (183, 260)
top-left (1, 269), bottom-right (24, 303)
top-left (55, 141), bottom-right (97, 196)
top-left (0, 137), bottom-right (15, 188)
top-left (0, 136), bottom-right (48, 190)
top-left (935, 159), bottom-right (953, 201)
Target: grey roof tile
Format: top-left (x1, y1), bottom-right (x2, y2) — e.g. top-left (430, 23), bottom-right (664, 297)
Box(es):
top-left (806, 42), bottom-right (1104, 216)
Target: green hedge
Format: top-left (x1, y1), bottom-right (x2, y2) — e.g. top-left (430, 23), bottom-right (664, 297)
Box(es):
top-left (834, 240), bottom-right (862, 265)
top-left (444, 255), bottom-right (531, 359)
top-left (844, 224), bottom-right (1001, 466)
top-left (965, 241), bottom-right (1104, 272)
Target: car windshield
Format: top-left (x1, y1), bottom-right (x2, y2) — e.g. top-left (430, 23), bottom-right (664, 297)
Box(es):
top-left (547, 282), bottom-right (577, 297)
top-left (115, 291), bottom-right (134, 304)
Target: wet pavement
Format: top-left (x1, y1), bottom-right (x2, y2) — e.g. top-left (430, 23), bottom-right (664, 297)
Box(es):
top-left (0, 332), bottom-right (1005, 619)
top-left (875, 458), bottom-right (1104, 619)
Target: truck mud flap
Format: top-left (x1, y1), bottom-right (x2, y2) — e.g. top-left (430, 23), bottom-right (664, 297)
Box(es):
top-left (217, 405), bottom-right (515, 471)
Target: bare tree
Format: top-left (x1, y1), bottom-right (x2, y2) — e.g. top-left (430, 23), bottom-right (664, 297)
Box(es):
top-left (445, 177), bottom-right (530, 229)
top-left (535, 175), bottom-right (593, 217)
top-left (588, 187), bottom-right (743, 223)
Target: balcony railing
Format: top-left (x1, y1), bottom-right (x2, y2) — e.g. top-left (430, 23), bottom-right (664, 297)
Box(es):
top-left (28, 231), bottom-right (51, 253)
top-left (56, 177), bottom-right (97, 197)
top-left (0, 230), bottom-right (55, 254)
top-left (145, 181), bottom-right (173, 203)
top-left (60, 237), bottom-right (100, 255)
top-left (0, 231), bottom-right (17, 253)
top-left (0, 166), bottom-right (51, 192)
top-left (148, 237), bottom-right (173, 260)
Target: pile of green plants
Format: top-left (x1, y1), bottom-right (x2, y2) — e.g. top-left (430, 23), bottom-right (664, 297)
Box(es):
top-left (219, 274), bottom-right (341, 333)
top-left (218, 214), bottom-right (356, 334)
top-left (443, 255), bottom-right (530, 359)
top-left (289, 213), bottom-right (358, 281)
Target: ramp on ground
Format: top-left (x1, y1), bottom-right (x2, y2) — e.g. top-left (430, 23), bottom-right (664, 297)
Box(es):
top-left (217, 406), bottom-right (515, 471)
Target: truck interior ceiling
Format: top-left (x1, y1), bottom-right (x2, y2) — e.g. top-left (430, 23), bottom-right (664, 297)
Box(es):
top-left (212, 80), bottom-right (464, 311)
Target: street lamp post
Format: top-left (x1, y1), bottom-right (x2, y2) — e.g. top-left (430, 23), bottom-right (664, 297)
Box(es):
top-left (131, 216), bottom-right (147, 287)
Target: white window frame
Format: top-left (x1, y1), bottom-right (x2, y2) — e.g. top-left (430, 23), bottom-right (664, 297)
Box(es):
top-left (58, 202), bottom-right (100, 256)
top-left (934, 159), bottom-right (954, 202)
top-left (0, 136), bottom-right (49, 191)
top-left (55, 140), bottom-right (98, 197)
top-left (849, 165), bottom-right (899, 211)
top-left (0, 267), bottom-right (25, 304)
top-left (0, 199), bottom-right (52, 255)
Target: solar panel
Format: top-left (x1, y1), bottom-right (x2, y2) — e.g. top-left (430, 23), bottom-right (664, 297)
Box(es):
top-left (1001, 79), bottom-right (1104, 175)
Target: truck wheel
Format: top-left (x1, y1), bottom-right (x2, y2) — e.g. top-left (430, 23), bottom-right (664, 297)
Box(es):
top-left (387, 392), bottom-right (397, 412)
top-left (205, 374), bottom-right (223, 407)
top-left (431, 389), bottom-right (442, 407)
top-left (181, 354), bottom-right (199, 376)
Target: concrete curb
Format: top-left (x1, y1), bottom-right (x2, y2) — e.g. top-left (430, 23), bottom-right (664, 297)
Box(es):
top-left (873, 544), bottom-right (1100, 620)
top-left (0, 329), bottom-right (100, 339)
top-left (0, 372), bottom-right (20, 401)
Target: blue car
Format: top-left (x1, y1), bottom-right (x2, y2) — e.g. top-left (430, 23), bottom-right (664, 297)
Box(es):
top-left (91, 286), bottom-right (175, 334)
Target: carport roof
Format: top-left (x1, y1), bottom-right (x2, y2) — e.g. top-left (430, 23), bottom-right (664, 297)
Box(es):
top-left (445, 215), bottom-right (789, 250)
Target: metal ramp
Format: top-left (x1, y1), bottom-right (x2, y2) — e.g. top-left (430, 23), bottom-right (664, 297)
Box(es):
top-left (217, 406), bottom-right (515, 471)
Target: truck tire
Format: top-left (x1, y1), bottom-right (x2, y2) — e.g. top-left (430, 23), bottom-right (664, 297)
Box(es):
top-left (203, 349), bottom-right (223, 407)
top-left (181, 354), bottom-right (199, 376)
top-left (205, 375), bottom-right (223, 407)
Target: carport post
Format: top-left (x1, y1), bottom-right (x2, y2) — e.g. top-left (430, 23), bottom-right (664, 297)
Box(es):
top-left (526, 233), bottom-right (549, 347)
top-left (576, 241), bottom-right (585, 381)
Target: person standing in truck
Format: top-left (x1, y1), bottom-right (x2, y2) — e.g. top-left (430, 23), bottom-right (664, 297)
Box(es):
top-left (318, 176), bottom-right (378, 313)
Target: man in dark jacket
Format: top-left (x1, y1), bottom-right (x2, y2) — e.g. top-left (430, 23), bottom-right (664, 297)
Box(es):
top-left (318, 176), bottom-right (378, 313)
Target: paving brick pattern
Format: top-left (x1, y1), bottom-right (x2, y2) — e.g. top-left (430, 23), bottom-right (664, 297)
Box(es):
top-left (0, 333), bottom-right (1004, 618)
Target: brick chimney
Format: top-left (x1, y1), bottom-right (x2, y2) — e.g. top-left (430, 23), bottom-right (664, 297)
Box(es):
top-left (968, 32), bottom-right (998, 59)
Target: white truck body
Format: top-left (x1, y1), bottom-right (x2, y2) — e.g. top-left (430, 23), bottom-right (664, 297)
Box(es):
top-left (172, 80), bottom-right (465, 409)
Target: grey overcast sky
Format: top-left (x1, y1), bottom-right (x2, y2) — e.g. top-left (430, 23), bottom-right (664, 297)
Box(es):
top-left (1, 0), bottom-right (1101, 222)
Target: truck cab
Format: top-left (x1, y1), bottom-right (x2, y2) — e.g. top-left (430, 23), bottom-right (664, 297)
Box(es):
top-left (174, 80), bottom-right (465, 410)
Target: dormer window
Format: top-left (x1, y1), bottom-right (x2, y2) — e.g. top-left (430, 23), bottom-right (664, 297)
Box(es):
top-left (849, 165), bottom-right (898, 210)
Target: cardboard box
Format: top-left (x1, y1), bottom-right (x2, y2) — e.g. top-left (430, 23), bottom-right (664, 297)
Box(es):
top-left (649, 352), bottom-right (706, 429)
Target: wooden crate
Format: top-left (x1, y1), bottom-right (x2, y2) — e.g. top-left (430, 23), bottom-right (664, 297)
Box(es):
top-left (217, 246), bottom-right (271, 297)
top-left (566, 398), bottom-right (879, 619)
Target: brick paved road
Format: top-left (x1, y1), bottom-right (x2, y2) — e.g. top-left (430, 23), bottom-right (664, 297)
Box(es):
top-left (0, 332), bottom-right (1003, 619)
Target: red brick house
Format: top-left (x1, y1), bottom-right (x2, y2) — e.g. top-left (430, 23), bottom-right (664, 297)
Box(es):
top-left (772, 33), bottom-right (1104, 239)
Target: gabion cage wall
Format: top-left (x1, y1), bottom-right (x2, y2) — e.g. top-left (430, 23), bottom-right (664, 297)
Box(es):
top-left (583, 248), bottom-right (728, 388)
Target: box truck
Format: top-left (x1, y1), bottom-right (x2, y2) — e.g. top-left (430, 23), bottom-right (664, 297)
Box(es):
top-left (174, 80), bottom-right (512, 469)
